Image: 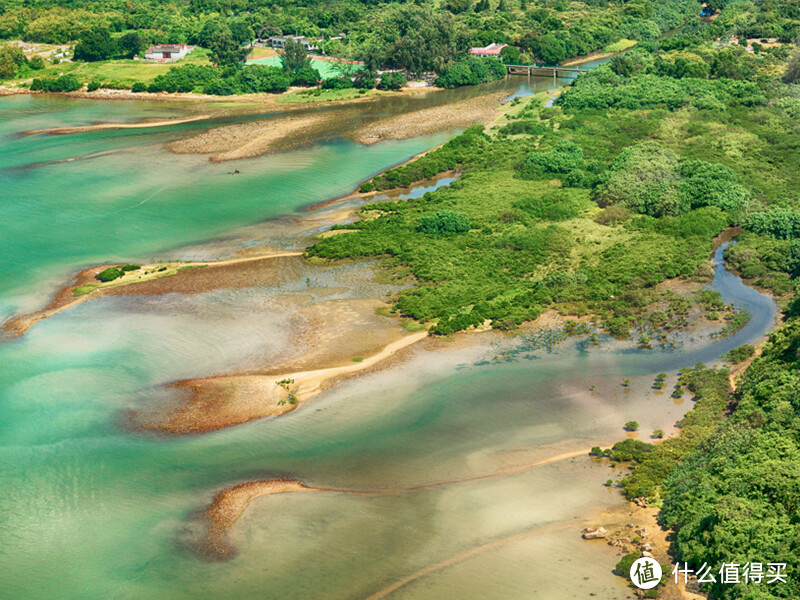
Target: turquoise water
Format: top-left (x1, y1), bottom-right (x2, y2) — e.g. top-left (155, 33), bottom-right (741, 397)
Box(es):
top-left (0, 89), bottom-right (778, 600)
top-left (0, 95), bottom-right (452, 313)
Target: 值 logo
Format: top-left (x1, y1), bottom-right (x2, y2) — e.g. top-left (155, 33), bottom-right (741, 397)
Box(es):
top-left (630, 557), bottom-right (663, 590)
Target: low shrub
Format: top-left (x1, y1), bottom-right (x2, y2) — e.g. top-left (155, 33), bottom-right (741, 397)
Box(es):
top-left (96, 267), bottom-right (124, 282)
top-left (418, 211), bottom-right (470, 234)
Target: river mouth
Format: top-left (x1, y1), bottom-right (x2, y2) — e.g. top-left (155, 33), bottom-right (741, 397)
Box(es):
top-left (0, 70), bottom-right (780, 599)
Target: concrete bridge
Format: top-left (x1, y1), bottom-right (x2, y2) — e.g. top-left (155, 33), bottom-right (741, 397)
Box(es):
top-left (505, 64), bottom-right (590, 78)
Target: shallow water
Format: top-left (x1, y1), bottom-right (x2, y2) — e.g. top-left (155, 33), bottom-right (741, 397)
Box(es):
top-left (0, 76), bottom-right (778, 600)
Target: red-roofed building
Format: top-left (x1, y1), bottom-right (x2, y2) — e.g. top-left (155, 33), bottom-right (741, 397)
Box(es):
top-left (469, 43), bottom-right (508, 57)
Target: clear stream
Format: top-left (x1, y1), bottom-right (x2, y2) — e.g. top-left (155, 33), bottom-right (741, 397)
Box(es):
top-left (0, 72), bottom-right (777, 600)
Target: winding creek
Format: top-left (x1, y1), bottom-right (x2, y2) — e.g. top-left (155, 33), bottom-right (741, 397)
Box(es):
top-left (0, 66), bottom-right (779, 599)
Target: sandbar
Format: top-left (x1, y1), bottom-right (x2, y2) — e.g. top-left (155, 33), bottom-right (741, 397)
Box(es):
top-left (351, 91), bottom-right (507, 145)
top-left (194, 446), bottom-right (595, 560)
top-left (200, 479), bottom-right (313, 559)
top-left (2, 250), bottom-right (303, 338)
top-left (19, 114), bottom-right (213, 136)
top-left (165, 113), bottom-right (339, 161)
top-left (136, 328), bottom-right (429, 434)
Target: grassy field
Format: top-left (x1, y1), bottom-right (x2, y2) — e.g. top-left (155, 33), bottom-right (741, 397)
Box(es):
top-left (248, 46), bottom-right (278, 59)
top-left (10, 48), bottom-right (212, 87)
top-left (602, 39), bottom-right (638, 53)
top-left (247, 55), bottom-right (362, 78)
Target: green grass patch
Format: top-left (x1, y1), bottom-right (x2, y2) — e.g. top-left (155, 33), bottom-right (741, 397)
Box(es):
top-left (13, 49), bottom-right (211, 87)
top-left (401, 319), bottom-right (426, 332)
top-left (603, 39), bottom-right (638, 53)
top-left (248, 55), bottom-right (363, 79)
top-left (72, 284), bottom-right (99, 296)
top-left (276, 87), bottom-right (380, 103)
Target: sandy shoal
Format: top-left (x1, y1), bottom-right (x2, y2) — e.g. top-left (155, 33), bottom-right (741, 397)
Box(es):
top-left (194, 444), bottom-right (604, 561)
top-left (19, 114), bottom-right (212, 136)
top-left (165, 112), bottom-right (340, 162)
top-left (135, 316), bottom-right (428, 434)
top-left (201, 479), bottom-right (312, 559)
top-left (1, 250), bottom-right (303, 338)
top-left (350, 91), bottom-right (507, 145)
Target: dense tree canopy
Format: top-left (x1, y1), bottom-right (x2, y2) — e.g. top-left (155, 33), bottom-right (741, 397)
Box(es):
top-left (73, 29), bottom-right (117, 62)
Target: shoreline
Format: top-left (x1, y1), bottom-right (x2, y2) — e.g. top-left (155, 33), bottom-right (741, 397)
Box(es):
top-left (1, 82), bottom-right (439, 105)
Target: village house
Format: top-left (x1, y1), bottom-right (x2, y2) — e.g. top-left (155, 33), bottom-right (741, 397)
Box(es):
top-left (267, 35), bottom-right (320, 52)
top-left (469, 43), bottom-right (508, 57)
top-left (144, 44), bottom-right (192, 63)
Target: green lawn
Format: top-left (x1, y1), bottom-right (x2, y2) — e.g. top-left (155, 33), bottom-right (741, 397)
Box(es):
top-left (247, 55), bottom-right (363, 78)
top-left (13, 49), bottom-right (211, 87)
top-left (602, 39), bottom-right (638, 53)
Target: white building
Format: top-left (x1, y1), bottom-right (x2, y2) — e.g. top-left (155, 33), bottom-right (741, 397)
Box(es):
top-left (144, 44), bottom-right (192, 63)
top-left (267, 35), bottom-right (319, 52)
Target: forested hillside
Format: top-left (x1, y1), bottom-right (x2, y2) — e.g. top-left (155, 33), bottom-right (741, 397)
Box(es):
top-left (0, 0), bottom-right (705, 72)
top-left (659, 311), bottom-right (800, 599)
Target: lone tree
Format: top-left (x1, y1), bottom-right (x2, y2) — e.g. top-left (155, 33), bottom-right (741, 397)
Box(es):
top-left (281, 38), bottom-right (311, 74)
top-left (74, 29), bottom-right (117, 62)
top-left (118, 32), bottom-right (148, 59)
top-left (206, 23), bottom-right (250, 67)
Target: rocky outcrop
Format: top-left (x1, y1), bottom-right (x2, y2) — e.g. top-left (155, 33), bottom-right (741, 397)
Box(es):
top-left (582, 527), bottom-right (608, 539)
